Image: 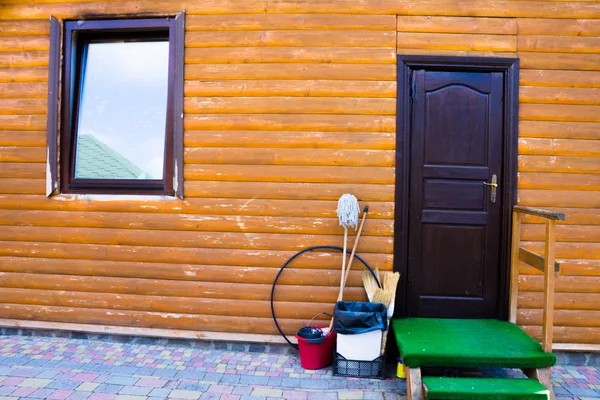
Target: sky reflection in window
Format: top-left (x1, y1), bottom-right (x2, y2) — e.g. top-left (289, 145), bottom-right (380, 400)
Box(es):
top-left (74, 41), bottom-right (169, 180)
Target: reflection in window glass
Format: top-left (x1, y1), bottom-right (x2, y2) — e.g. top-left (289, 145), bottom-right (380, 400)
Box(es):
top-left (74, 41), bottom-right (169, 180)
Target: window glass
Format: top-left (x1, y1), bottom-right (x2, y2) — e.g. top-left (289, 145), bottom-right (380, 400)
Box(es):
top-left (74, 41), bottom-right (169, 180)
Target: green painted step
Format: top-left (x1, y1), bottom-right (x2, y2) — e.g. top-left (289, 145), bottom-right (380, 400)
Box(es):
top-left (391, 318), bottom-right (556, 369)
top-left (423, 377), bottom-right (550, 400)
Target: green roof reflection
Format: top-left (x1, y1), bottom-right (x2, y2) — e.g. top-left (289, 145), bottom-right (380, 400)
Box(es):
top-left (75, 134), bottom-right (149, 179)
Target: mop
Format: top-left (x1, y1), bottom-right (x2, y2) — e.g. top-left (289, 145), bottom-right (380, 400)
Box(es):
top-left (328, 194), bottom-right (360, 331)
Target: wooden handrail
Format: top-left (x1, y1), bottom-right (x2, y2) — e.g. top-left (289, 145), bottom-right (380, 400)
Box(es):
top-left (510, 206), bottom-right (562, 353)
top-left (513, 206), bottom-right (565, 221)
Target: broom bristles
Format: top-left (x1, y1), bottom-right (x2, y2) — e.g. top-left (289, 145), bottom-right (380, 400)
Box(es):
top-left (361, 269), bottom-right (377, 302)
top-left (372, 288), bottom-right (393, 306)
top-left (383, 272), bottom-right (400, 294)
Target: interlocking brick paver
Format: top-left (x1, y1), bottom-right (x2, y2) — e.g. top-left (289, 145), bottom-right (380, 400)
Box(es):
top-left (207, 384), bottom-right (232, 394)
top-left (232, 386), bottom-right (252, 396)
top-left (66, 393), bottom-right (91, 400)
top-left (96, 383), bottom-right (124, 394)
top-left (280, 377), bottom-right (301, 388)
top-left (88, 394), bottom-right (117, 400)
top-left (11, 386), bottom-right (36, 397)
top-left (251, 387), bottom-right (283, 397)
top-left (175, 371), bottom-right (204, 380)
top-left (220, 375), bottom-right (240, 384)
top-left (199, 394), bottom-right (221, 400)
top-left (329, 379), bottom-right (349, 389)
top-left (30, 388), bottom-right (56, 399)
top-left (17, 377), bottom-right (52, 388)
top-left (109, 367), bottom-right (139, 376)
top-left (48, 389), bottom-right (76, 400)
top-left (148, 388), bottom-right (171, 397)
top-left (73, 373), bottom-right (100, 382)
top-left (136, 378), bottom-right (167, 388)
top-left (0, 335), bottom-right (596, 400)
top-left (11, 367), bottom-right (41, 378)
top-left (348, 380), bottom-right (380, 390)
top-left (383, 394), bottom-right (403, 400)
top-left (37, 369), bottom-right (61, 379)
top-left (169, 389), bottom-right (202, 399)
top-left (152, 369), bottom-right (178, 378)
top-left (0, 377), bottom-right (23, 386)
top-left (308, 393), bottom-right (337, 400)
top-left (340, 392), bottom-right (365, 399)
top-left (299, 378), bottom-right (329, 389)
top-left (282, 390), bottom-right (308, 399)
top-left (566, 387), bottom-right (599, 397)
top-left (202, 373), bottom-right (223, 383)
top-left (0, 387), bottom-right (16, 396)
top-left (220, 395), bottom-right (241, 400)
top-left (119, 385), bottom-right (152, 396)
top-left (106, 376), bottom-right (138, 386)
top-left (77, 383), bottom-right (100, 392)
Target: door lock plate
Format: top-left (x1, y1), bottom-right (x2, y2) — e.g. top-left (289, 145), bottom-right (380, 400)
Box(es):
top-left (483, 174), bottom-right (498, 203)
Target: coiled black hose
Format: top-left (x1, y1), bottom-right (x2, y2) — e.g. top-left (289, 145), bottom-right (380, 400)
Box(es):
top-left (270, 245), bottom-right (381, 349)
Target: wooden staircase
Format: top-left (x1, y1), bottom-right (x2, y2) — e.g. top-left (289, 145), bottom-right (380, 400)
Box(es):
top-left (393, 206), bottom-right (564, 400)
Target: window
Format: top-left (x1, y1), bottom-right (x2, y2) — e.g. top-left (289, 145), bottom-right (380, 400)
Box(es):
top-left (53, 16), bottom-right (184, 196)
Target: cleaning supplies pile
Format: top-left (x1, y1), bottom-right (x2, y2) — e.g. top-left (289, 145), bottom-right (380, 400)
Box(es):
top-left (329, 194), bottom-right (368, 330)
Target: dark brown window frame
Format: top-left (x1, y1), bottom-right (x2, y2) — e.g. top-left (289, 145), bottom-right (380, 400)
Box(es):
top-left (55, 15), bottom-right (184, 197)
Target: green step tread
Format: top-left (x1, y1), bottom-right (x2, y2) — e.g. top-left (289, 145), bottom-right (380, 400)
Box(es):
top-left (391, 318), bottom-right (556, 369)
top-left (423, 377), bottom-right (550, 400)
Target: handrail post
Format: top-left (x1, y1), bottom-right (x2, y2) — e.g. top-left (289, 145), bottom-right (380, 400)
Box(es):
top-left (509, 210), bottom-right (521, 324)
top-left (542, 219), bottom-right (557, 353)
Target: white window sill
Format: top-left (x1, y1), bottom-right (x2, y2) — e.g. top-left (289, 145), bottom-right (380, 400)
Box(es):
top-left (53, 194), bottom-right (181, 202)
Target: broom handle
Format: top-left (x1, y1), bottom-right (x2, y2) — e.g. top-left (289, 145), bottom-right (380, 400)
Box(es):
top-left (339, 207), bottom-right (368, 299)
top-left (381, 319), bottom-right (391, 355)
top-left (329, 226), bottom-right (348, 331)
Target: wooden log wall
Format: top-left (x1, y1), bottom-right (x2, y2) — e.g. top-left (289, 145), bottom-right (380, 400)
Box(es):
top-left (0, 0), bottom-right (599, 349)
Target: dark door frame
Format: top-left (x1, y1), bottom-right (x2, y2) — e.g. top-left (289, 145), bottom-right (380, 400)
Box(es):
top-left (393, 55), bottom-right (520, 321)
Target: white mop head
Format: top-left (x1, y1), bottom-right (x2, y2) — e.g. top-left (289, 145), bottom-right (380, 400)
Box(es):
top-left (337, 194), bottom-right (360, 228)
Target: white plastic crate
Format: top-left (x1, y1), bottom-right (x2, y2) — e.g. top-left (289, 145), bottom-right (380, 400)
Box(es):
top-left (336, 329), bottom-right (382, 361)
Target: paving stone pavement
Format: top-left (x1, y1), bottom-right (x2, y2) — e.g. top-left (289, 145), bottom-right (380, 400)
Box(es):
top-left (0, 335), bottom-right (597, 399)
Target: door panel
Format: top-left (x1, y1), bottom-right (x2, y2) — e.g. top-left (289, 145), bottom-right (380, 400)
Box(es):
top-left (424, 87), bottom-right (488, 166)
top-left (423, 180), bottom-right (486, 210)
top-left (407, 70), bottom-right (504, 319)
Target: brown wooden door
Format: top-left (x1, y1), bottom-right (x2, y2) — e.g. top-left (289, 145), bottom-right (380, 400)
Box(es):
top-left (407, 70), bottom-right (504, 319)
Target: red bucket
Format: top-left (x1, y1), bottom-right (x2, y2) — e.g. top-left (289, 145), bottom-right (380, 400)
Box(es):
top-left (296, 327), bottom-right (337, 370)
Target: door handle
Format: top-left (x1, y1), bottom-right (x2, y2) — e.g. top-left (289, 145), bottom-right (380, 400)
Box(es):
top-left (483, 174), bottom-right (498, 203)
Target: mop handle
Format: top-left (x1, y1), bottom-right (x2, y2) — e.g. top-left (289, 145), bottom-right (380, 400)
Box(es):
top-left (328, 227), bottom-right (348, 331)
top-left (339, 206), bottom-right (369, 300)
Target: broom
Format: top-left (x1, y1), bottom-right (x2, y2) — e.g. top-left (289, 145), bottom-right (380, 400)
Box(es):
top-left (328, 194), bottom-right (360, 331)
top-left (372, 272), bottom-right (400, 355)
top-left (361, 267), bottom-right (380, 302)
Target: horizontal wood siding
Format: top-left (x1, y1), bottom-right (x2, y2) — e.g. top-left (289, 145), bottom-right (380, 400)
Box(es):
top-left (0, 0), bottom-right (599, 348)
top-left (517, 13), bottom-right (600, 344)
top-left (516, 15), bottom-right (600, 348)
top-left (0, 2), bottom-right (396, 339)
